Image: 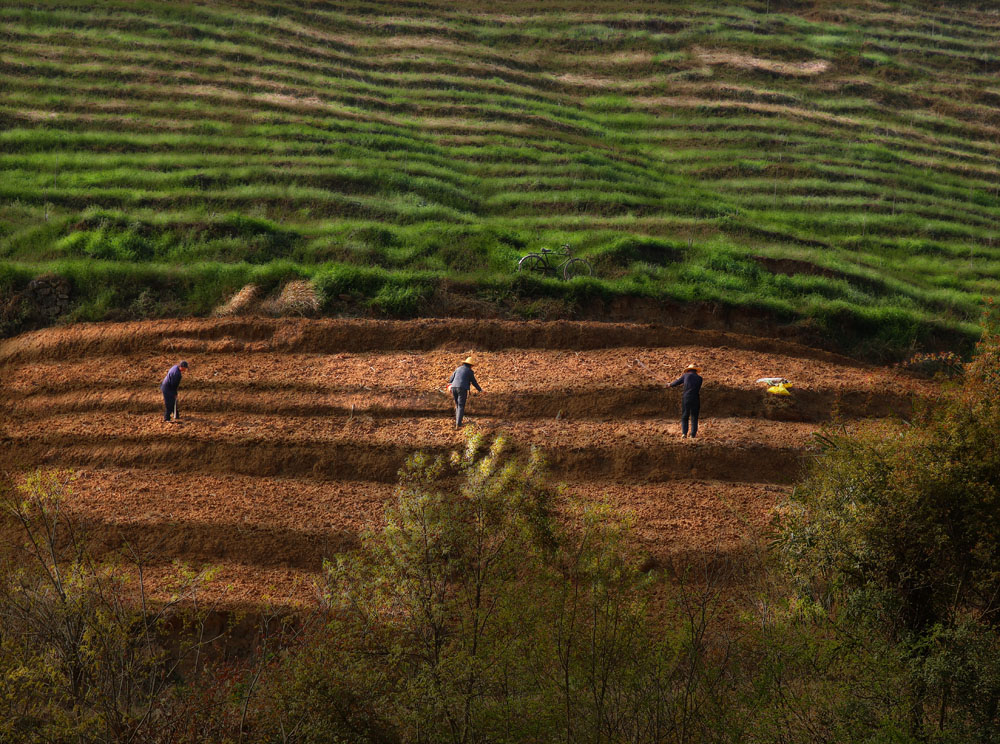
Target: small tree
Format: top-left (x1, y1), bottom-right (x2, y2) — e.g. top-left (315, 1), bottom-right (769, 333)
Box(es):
top-left (324, 432), bottom-right (554, 743)
top-left (0, 469), bottom-right (234, 743)
top-left (259, 431), bottom-right (704, 744)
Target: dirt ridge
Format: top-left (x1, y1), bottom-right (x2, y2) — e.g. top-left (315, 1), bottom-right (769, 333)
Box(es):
top-left (4, 434), bottom-right (806, 485)
top-left (0, 318), bottom-right (865, 366)
top-left (6, 385), bottom-right (913, 423)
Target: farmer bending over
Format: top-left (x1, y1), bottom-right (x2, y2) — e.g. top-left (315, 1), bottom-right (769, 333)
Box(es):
top-left (447, 355), bottom-right (482, 429)
top-left (161, 360), bottom-right (188, 423)
top-left (668, 363), bottom-right (702, 439)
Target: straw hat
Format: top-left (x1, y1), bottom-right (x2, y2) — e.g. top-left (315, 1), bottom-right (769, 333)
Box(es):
top-left (462, 356), bottom-right (475, 365)
top-left (684, 363), bottom-right (700, 372)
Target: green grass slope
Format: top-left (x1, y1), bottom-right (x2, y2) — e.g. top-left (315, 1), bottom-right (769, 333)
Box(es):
top-left (2, 0), bottom-right (999, 356)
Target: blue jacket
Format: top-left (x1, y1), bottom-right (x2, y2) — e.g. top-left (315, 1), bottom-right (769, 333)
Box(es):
top-left (448, 364), bottom-right (482, 392)
top-left (161, 365), bottom-right (184, 394)
top-left (669, 371), bottom-right (702, 401)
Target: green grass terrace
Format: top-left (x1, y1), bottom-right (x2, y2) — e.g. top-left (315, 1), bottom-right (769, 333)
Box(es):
top-left (2, 0), bottom-right (1000, 358)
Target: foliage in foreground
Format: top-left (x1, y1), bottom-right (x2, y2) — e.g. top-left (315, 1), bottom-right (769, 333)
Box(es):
top-left (2, 441), bottom-right (763, 743)
top-left (248, 418), bottom-right (1000, 742)
top-left (780, 306), bottom-right (1000, 741)
top-left (256, 433), bottom-right (710, 743)
top-left (0, 470), bottom-right (257, 743)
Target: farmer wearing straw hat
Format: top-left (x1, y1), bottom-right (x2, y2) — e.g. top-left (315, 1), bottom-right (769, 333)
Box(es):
top-left (668, 363), bottom-right (702, 438)
top-left (160, 360), bottom-right (189, 423)
top-left (446, 354), bottom-right (482, 429)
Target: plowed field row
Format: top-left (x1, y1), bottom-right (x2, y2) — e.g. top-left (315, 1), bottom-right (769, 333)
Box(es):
top-left (7, 385), bottom-right (911, 422)
top-left (0, 319), bottom-right (927, 607)
top-left (34, 468), bottom-right (781, 570)
top-left (6, 412), bottom-right (811, 484)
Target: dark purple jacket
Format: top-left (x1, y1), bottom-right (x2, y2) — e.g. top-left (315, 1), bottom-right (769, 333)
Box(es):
top-left (161, 365), bottom-right (183, 394)
top-left (448, 364), bottom-right (482, 392)
top-left (669, 371), bottom-right (702, 401)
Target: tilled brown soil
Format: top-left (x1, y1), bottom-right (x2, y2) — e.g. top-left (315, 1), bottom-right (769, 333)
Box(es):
top-left (6, 411), bottom-right (822, 483)
top-left (0, 319), bottom-right (929, 606)
top-left (6, 346), bottom-right (924, 421)
top-left (37, 469), bottom-right (782, 570)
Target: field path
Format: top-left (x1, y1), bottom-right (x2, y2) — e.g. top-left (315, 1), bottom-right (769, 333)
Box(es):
top-left (1, 318), bottom-right (931, 606)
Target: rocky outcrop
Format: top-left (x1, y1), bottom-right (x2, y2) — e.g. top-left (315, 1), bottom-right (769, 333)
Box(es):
top-left (25, 276), bottom-right (72, 320)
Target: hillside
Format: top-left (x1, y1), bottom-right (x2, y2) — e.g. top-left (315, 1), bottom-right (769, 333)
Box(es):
top-left (2, 0), bottom-right (1000, 356)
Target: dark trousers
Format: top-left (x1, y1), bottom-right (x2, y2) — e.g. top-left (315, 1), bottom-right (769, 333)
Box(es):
top-left (163, 389), bottom-right (178, 421)
top-left (681, 398), bottom-right (700, 437)
top-left (452, 387), bottom-right (469, 427)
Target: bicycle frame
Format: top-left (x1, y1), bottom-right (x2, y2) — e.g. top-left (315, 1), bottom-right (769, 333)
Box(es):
top-left (517, 245), bottom-right (592, 280)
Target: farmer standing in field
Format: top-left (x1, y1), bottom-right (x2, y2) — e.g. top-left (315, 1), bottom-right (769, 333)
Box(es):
top-left (668, 363), bottom-right (702, 439)
top-left (160, 360), bottom-right (188, 423)
top-left (446, 355), bottom-right (482, 429)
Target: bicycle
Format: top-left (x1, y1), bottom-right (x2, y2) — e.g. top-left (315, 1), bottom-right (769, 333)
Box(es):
top-left (516, 245), bottom-right (593, 280)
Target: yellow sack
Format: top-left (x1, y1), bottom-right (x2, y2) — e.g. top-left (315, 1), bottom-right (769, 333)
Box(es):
top-left (766, 382), bottom-right (792, 396)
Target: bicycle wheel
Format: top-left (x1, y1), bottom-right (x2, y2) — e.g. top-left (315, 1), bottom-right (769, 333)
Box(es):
top-left (562, 258), bottom-right (593, 280)
top-left (517, 254), bottom-right (548, 275)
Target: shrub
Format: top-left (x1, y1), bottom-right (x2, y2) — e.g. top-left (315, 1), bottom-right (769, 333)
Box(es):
top-left (367, 281), bottom-right (433, 317)
top-left (313, 264), bottom-right (388, 308)
top-left (254, 433), bottom-right (729, 744)
top-left (778, 314), bottom-right (1000, 739)
top-left (895, 350), bottom-right (964, 379)
top-left (0, 470), bottom-right (242, 743)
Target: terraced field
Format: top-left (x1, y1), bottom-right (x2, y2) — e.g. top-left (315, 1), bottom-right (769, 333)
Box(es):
top-left (0, 318), bottom-right (931, 606)
top-left (2, 0), bottom-right (1000, 353)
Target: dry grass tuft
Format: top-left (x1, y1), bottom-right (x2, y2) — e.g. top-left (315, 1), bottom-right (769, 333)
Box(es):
top-left (382, 35), bottom-right (465, 53)
top-left (695, 48), bottom-right (832, 77)
top-left (555, 72), bottom-right (620, 88)
top-left (254, 92), bottom-right (329, 111)
top-left (214, 284), bottom-right (262, 317)
top-left (263, 281), bottom-right (320, 317)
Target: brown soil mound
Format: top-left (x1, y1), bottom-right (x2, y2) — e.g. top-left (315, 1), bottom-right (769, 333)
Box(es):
top-left (0, 318), bottom-right (929, 608)
top-left (0, 318), bottom-right (862, 364)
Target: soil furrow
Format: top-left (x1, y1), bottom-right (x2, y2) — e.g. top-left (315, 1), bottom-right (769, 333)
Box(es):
top-left (8, 353), bottom-right (896, 389)
top-left (569, 480), bottom-right (789, 555)
top-left (56, 479), bottom-right (783, 569)
top-left (2, 467), bottom-right (787, 574)
top-left (6, 385), bottom-right (916, 422)
top-left (0, 318), bottom-right (864, 365)
top-left (47, 468), bottom-right (393, 533)
top-left (4, 433), bottom-right (807, 484)
top-left (3, 410), bottom-right (822, 446)
top-left (61, 518), bottom-right (355, 570)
